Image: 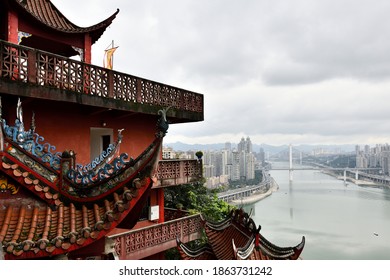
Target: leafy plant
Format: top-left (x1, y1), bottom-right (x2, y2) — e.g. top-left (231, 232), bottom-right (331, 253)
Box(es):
top-left (164, 178), bottom-right (233, 222)
top-left (195, 151), bottom-right (203, 159)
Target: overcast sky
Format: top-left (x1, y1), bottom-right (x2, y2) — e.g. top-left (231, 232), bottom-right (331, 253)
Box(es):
top-left (52, 0), bottom-right (390, 146)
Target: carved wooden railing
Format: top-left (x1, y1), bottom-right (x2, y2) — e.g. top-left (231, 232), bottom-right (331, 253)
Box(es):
top-left (155, 159), bottom-right (203, 187)
top-left (108, 212), bottom-right (203, 260)
top-left (0, 40), bottom-right (203, 113)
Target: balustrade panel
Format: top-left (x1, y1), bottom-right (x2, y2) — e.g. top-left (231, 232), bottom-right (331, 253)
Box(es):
top-left (0, 44), bottom-right (28, 82)
top-left (184, 160), bottom-right (197, 177)
top-left (155, 159), bottom-right (202, 187)
top-left (157, 161), bottom-right (180, 180)
top-left (112, 213), bottom-right (202, 259)
top-left (87, 65), bottom-right (109, 97)
top-left (113, 72), bottom-right (137, 101)
top-left (67, 60), bottom-right (83, 92)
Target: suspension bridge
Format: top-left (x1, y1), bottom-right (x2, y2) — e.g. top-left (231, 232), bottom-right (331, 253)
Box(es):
top-left (268, 144), bottom-right (383, 183)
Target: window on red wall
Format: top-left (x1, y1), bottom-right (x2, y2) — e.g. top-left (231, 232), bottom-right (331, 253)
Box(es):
top-left (102, 135), bottom-right (111, 151)
top-left (90, 128), bottom-right (113, 161)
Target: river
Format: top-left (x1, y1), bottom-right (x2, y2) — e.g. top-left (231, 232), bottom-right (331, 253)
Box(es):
top-left (243, 161), bottom-right (390, 260)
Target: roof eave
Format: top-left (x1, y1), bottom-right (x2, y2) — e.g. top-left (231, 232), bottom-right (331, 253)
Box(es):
top-left (11, 0), bottom-right (119, 44)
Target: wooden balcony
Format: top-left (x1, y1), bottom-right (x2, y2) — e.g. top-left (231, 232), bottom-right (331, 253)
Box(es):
top-left (106, 210), bottom-right (203, 260)
top-left (155, 159), bottom-right (203, 188)
top-left (0, 40), bottom-right (203, 123)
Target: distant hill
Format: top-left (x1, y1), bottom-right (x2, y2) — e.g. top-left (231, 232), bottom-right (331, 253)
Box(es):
top-left (164, 142), bottom-right (228, 151)
top-left (164, 142), bottom-right (356, 155)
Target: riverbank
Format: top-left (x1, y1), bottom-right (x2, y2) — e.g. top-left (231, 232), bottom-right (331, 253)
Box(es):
top-left (230, 178), bottom-right (279, 206)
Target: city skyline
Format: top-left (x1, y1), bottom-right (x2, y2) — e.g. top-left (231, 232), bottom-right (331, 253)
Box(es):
top-left (52, 0), bottom-right (390, 146)
top-left (163, 138), bottom-right (361, 154)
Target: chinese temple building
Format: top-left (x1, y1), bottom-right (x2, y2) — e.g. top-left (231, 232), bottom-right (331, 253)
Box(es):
top-left (0, 0), bottom-right (203, 260)
top-left (0, 0), bottom-right (304, 260)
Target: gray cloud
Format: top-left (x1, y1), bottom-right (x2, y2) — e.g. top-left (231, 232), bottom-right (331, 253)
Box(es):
top-left (52, 0), bottom-right (390, 145)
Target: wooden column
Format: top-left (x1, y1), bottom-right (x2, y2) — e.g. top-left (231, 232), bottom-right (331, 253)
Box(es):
top-left (158, 188), bottom-right (164, 223)
top-left (83, 34), bottom-right (92, 63)
top-left (7, 10), bottom-right (18, 44)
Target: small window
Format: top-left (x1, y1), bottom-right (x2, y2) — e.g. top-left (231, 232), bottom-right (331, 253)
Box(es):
top-left (102, 135), bottom-right (111, 151)
top-left (90, 128), bottom-right (113, 161)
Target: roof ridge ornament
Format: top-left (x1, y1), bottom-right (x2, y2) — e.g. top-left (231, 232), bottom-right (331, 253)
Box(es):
top-left (156, 106), bottom-right (170, 138)
top-left (16, 98), bottom-right (24, 134)
top-left (2, 99), bottom-right (62, 169)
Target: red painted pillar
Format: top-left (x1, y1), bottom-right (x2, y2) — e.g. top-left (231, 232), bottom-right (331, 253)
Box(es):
top-left (7, 10), bottom-right (19, 80)
top-left (7, 10), bottom-right (18, 44)
top-left (158, 188), bottom-right (164, 223)
top-left (83, 34), bottom-right (92, 63)
top-left (83, 34), bottom-right (92, 93)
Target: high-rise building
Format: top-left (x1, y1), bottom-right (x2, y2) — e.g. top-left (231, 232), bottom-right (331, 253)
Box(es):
top-left (225, 142), bottom-right (232, 151)
top-left (238, 137), bottom-right (245, 153)
top-left (246, 136), bottom-right (253, 153)
top-left (200, 137), bottom-right (256, 182)
top-left (238, 136), bottom-right (252, 153)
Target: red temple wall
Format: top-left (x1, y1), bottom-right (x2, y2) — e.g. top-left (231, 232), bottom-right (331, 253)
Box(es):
top-left (6, 101), bottom-right (159, 165)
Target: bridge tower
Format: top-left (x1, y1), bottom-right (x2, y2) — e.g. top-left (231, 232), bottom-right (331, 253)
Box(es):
top-left (343, 169), bottom-right (348, 185)
top-left (289, 144), bottom-right (293, 181)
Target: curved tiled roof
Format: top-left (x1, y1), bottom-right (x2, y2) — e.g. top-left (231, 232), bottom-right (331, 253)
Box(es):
top-left (176, 237), bottom-right (216, 260)
top-left (0, 133), bottom-right (162, 259)
top-left (177, 209), bottom-right (305, 260)
top-left (0, 137), bottom-right (162, 259)
top-left (0, 177), bottom-right (153, 259)
top-left (234, 234), bottom-right (305, 260)
top-left (11, 0), bottom-right (119, 43)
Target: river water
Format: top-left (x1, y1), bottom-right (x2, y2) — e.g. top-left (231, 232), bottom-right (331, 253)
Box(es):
top-left (243, 161), bottom-right (390, 260)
